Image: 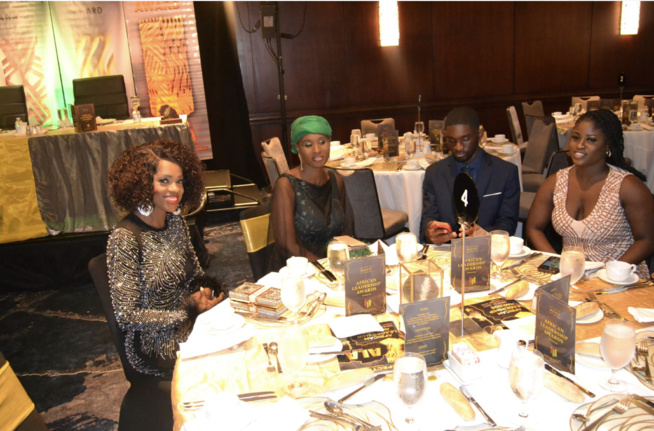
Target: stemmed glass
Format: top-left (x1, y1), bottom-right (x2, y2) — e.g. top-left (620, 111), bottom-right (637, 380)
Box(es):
top-left (277, 323), bottom-right (310, 397)
top-left (628, 109), bottom-right (639, 128)
top-left (130, 96), bottom-right (141, 123)
top-left (599, 318), bottom-right (636, 392)
top-left (281, 275), bottom-right (306, 321)
top-left (327, 240), bottom-right (349, 290)
top-left (414, 122), bottom-right (425, 154)
top-left (405, 137), bottom-right (416, 159)
top-left (396, 232), bottom-right (418, 262)
top-left (509, 345), bottom-right (544, 419)
top-left (490, 230), bottom-right (510, 280)
top-left (393, 352), bottom-right (427, 426)
top-left (560, 245), bottom-right (585, 286)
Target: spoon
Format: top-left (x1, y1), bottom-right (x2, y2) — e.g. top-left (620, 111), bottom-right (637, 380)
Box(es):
top-left (324, 401), bottom-right (382, 431)
top-left (571, 397), bottom-right (618, 423)
top-left (269, 342), bottom-right (282, 374)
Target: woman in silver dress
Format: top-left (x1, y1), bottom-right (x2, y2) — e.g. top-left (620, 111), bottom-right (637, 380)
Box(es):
top-left (107, 140), bottom-right (222, 378)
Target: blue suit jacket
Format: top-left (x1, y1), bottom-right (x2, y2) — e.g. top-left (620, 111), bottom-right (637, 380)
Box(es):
top-left (420, 150), bottom-right (520, 242)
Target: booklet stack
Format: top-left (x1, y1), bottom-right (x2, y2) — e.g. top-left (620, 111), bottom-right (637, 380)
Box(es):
top-left (229, 282), bottom-right (287, 318)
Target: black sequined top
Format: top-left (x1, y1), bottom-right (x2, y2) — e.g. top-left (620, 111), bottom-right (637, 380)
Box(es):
top-left (106, 213), bottom-right (202, 378)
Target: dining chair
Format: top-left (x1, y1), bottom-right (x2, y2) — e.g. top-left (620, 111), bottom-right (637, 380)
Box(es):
top-left (261, 137), bottom-right (289, 175)
top-left (600, 98), bottom-right (621, 111)
top-left (88, 254), bottom-right (173, 431)
top-left (521, 118), bottom-right (558, 192)
top-left (239, 204), bottom-right (275, 280)
top-left (0, 85), bottom-right (28, 128)
top-left (73, 75), bottom-right (130, 120)
top-left (633, 95), bottom-right (654, 113)
top-left (0, 351), bottom-right (48, 431)
top-left (586, 100), bottom-right (600, 111)
top-left (262, 153), bottom-right (281, 188)
top-left (506, 106), bottom-right (528, 153)
top-left (521, 100), bottom-right (544, 140)
top-left (360, 118), bottom-right (395, 138)
top-left (571, 95), bottom-right (600, 113)
top-left (330, 168), bottom-right (408, 241)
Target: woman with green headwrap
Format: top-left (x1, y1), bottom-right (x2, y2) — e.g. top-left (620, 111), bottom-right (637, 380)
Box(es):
top-left (270, 115), bottom-right (350, 264)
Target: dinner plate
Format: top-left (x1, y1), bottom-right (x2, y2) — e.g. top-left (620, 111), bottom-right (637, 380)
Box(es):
top-left (205, 314), bottom-right (245, 335)
top-left (279, 264), bottom-right (316, 279)
top-left (597, 269), bottom-right (638, 286)
top-left (575, 353), bottom-right (609, 369)
top-left (402, 164), bottom-right (423, 171)
top-left (569, 301), bottom-right (604, 324)
top-left (508, 246), bottom-right (532, 259)
top-left (569, 394), bottom-right (654, 431)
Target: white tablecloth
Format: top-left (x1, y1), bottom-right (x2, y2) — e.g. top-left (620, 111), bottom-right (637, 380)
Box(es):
top-left (373, 149), bottom-right (523, 237)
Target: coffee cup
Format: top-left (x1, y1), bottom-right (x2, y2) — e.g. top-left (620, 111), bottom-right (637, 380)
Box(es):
top-left (494, 134), bottom-right (506, 143)
top-left (343, 156), bottom-right (356, 167)
top-left (605, 260), bottom-right (636, 282)
top-left (286, 256), bottom-right (308, 277)
top-left (502, 143), bottom-right (514, 154)
top-left (509, 237), bottom-right (524, 255)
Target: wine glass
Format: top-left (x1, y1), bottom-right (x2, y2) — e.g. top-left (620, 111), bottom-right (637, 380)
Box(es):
top-left (414, 122), bottom-right (425, 154)
top-left (281, 275), bottom-right (306, 321)
top-left (327, 240), bottom-right (349, 290)
top-left (509, 345), bottom-right (544, 419)
top-left (393, 352), bottom-right (427, 425)
top-left (575, 102), bottom-right (583, 116)
top-left (600, 318), bottom-right (636, 392)
top-left (490, 230), bottom-right (510, 280)
top-left (396, 232), bottom-right (418, 262)
top-left (628, 109), bottom-right (638, 127)
top-left (130, 96), bottom-right (141, 123)
top-left (560, 245), bottom-right (585, 286)
top-left (277, 323), bottom-right (310, 397)
top-left (405, 137), bottom-right (416, 159)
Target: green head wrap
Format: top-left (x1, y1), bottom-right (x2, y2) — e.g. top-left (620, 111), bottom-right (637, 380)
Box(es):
top-left (290, 115), bottom-right (332, 154)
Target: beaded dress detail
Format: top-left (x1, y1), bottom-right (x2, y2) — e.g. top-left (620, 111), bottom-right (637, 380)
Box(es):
top-left (107, 213), bottom-right (202, 377)
top-left (552, 165), bottom-right (649, 279)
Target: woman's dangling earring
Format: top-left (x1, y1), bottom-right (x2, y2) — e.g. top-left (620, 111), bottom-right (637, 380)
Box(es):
top-left (138, 202), bottom-right (153, 217)
top-left (173, 206), bottom-right (181, 216)
top-left (300, 158), bottom-right (304, 172)
top-left (606, 150), bottom-right (612, 158)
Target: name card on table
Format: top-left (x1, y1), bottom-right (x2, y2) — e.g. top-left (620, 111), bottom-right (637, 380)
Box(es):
top-left (535, 290), bottom-right (576, 374)
top-left (337, 321), bottom-right (404, 373)
top-left (378, 123), bottom-right (399, 158)
top-left (533, 274), bottom-right (571, 309)
top-left (344, 254), bottom-right (386, 316)
top-left (451, 234), bottom-right (491, 293)
top-left (72, 104), bottom-right (97, 132)
top-left (463, 298), bottom-right (533, 331)
top-left (400, 297), bottom-right (450, 366)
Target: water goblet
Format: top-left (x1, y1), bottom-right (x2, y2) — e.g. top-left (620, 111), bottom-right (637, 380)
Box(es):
top-left (281, 275), bottom-right (306, 321)
top-left (277, 323), bottom-right (310, 397)
top-left (560, 245), bottom-right (585, 285)
top-left (490, 230), bottom-right (510, 280)
top-left (414, 122), bottom-right (425, 153)
top-left (600, 318), bottom-right (636, 392)
top-left (509, 345), bottom-right (544, 419)
top-left (327, 240), bottom-right (349, 289)
top-left (130, 96), bottom-right (141, 123)
top-left (393, 352), bottom-right (427, 425)
top-left (405, 137), bottom-right (416, 159)
top-left (575, 102), bottom-right (583, 116)
top-left (628, 109), bottom-right (638, 127)
top-left (396, 232), bottom-right (418, 262)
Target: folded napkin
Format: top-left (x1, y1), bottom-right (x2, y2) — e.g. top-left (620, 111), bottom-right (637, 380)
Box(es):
top-left (328, 314), bottom-right (384, 338)
top-left (629, 307), bottom-right (654, 323)
top-left (180, 318), bottom-right (254, 359)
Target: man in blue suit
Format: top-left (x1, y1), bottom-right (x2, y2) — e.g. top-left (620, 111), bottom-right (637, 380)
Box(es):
top-left (420, 107), bottom-right (520, 245)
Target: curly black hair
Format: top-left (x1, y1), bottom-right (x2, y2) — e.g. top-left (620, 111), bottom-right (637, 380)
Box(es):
top-left (108, 140), bottom-right (205, 213)
top-left (576, 109), bottom-right (646, 181)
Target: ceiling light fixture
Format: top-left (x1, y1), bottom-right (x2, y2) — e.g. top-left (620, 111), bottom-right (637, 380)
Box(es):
top-left (620, 1), bottom-right (640, 35)
top-left (379, 0), bottom-right (399, 46)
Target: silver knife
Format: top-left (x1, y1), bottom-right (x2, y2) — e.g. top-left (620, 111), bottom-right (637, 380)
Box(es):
top-left (633, 394), bottom-right (654, 410)
top-left (632, 397), bottom-right (654, 416)
top-left (505, 252), bottom-right (543, 269)
top-left (337, 373), bottom-right (386, 404)
top-left (586, 292), bottom-right (627, 321)
top-left (459, 385), bottom-right (496, 427)
top-left (488, 277), bottom-right (525, 296)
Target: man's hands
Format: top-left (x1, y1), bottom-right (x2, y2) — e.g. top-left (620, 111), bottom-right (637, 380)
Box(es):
top-left (425, 221), bottom-right (476, 245)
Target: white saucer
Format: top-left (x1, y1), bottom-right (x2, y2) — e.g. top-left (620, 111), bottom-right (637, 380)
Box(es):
top-left (403, 164), bottom-right (423, 171)
top-left (570, 301), bottom-right (604, 324)
top-left (508, 246), bottom-right (532, 259)
top-left (279, 264), bottom-right (316, 279)
top-left (206, 314), bottom-right (245, 335)
top-left (308, 338), bottom-right (343, 363)
top-left (597, 269), bottom-right (638, 285)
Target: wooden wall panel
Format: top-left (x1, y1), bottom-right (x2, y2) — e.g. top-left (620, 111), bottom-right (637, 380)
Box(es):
top-left (432, 2), bottom-right (515, 99)
top-left (589, 1), bottom-right (654, 90)
top-left (515, 2), bottom-right (593, 94)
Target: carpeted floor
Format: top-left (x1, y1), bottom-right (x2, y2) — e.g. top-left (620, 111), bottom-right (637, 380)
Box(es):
top-left (0, 220), bottom-right (253, 430)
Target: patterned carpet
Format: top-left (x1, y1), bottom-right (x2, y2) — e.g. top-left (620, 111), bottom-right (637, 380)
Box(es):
top-left (0, 220), bottom-right (253, 430)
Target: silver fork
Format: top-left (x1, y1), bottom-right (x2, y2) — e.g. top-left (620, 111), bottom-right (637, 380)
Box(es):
top-left (581, 394), bottom-right (632, 431)
top-left (637, 339), bottom-right (653, 383)
top-left (262, 343), bottom-right (276, 373)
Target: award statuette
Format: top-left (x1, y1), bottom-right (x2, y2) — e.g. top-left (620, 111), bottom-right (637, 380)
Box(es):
top-left (451, 172), bottom-right (480, 337)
